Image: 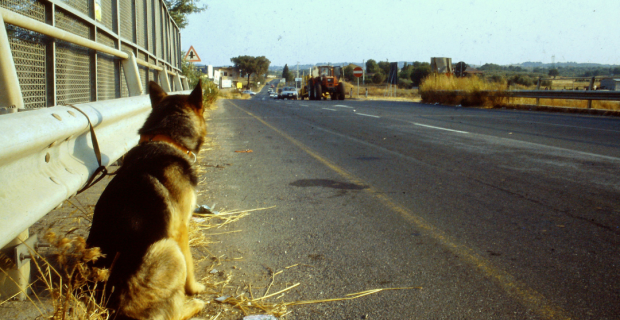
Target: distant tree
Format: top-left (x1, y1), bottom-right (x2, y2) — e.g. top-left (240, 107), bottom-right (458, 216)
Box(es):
top-left (377, 61), bottom-right (390, 76)
top-left (282, 64), bottom-right (289, 78)
top-left (548, 68), bottom-right (559, 79)
top-left (231, 55), bottom-right (270, 89)
top-left (454, 61), bottom-right (469, 77)
top-left (509, 74), bottom-right (535, 87)
top-left (613, 67), bottom-right (620, 75)
top-left (366, 59), bottom-right (379, 74)
top-left (399, 64), bottom-right (413, 80)
top-left (282, 64), bottom-right (290, 80)
top-left (164, 0), bottom-right (207, 29)
top-left (344, 65), bottom-right (354, 81)
top-left (411, 65), bottom-right (431, 86)
top-left (255, 56), bottom-right (271, 79)
top-left (372, 72), bottom-right (385, 84)
top-left (479, 63), bottom-right (502, 71)
top-left (508, 66), bottom-right (524, 72)
top-left (488, 74), bottom-right (505, 84)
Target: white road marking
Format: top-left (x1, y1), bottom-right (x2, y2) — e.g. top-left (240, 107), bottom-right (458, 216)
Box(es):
top-left (322, 108), bottom-right (338, 111)
top-left (357, 113), bottom-right (380, 118)
top-left (300, 104), bottom-right (309, 107)
top-left (334, 105), bottom-right (354, 108)
top-left (412, 123), bottom-right (469, 134)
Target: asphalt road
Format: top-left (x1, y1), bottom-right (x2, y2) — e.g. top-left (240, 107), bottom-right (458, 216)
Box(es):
top-left (198, 83), bottom-right (620, 319)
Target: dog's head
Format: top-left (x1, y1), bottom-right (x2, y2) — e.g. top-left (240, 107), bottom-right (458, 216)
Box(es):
top-left (139, 81), bottom-right (207, 154)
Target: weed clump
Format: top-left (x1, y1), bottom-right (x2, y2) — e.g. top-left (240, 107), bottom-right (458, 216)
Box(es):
top-left (43, 232), bottom-right (110, 319)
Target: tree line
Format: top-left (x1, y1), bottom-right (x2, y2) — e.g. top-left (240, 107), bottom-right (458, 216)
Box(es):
top-left (343, 60), bottom-right (433, 88)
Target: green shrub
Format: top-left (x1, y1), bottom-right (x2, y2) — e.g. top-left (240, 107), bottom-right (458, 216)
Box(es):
top-left (372, 72), bottom-right (386, 84)
top-left (398, 79), bottom-right (413, 89)
top-left (509, 74), bottom-right (534, 87)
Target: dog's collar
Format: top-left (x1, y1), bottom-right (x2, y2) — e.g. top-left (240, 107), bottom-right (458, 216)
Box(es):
top-left (139, 134), bottom-right (197, 163)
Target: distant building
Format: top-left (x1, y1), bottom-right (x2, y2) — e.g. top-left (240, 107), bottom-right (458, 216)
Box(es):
top-left (214, 67), bottom-right (239, 79)
top-left (600, 78), bottom-right (620, 90)
top-left (431, 57), bottom-right (453, 74)
top-left (196, 65), bottom-right (213, 79)
top-left (212, 67), bottom-right (241, 89)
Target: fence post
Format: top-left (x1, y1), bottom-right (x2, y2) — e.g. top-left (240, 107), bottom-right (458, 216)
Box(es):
top-left (0, 14), bottom-right (24, 112)
top-left (587, 76), bottom-right (595, 108)
top-left (122, 52), bottom-right (144, 96)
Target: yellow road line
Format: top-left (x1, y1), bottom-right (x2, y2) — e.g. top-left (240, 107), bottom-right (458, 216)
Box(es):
top-left (226, 100), bottom-right (573, 320)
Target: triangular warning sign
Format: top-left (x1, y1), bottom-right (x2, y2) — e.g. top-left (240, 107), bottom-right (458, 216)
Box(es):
top-left (185, 46), bottom-right (201, 62)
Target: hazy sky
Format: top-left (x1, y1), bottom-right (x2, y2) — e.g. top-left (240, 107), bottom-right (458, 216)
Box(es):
top-left (181, 0), bottom-right (620, 67)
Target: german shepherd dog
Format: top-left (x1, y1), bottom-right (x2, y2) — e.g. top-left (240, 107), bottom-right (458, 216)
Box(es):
top-left (86, 81), bottom-right (207, 320)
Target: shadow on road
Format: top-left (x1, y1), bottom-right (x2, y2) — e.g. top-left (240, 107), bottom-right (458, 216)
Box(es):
top-left (289, 179), bottom-right (368, 190)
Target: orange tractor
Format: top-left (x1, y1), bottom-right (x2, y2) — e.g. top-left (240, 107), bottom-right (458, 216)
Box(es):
top-left (299, 66), bottom-right (346, 100)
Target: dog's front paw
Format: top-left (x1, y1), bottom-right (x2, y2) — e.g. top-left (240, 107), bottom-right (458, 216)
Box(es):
top-left (186, 281), bottom-right (206, 295)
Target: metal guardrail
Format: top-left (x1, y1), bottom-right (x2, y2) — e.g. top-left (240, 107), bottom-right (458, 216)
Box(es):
top-left (0, 91), bottom-right (189, 249)
top-left (481, 90), bottom-right (620, 101)
top-left (434, 90), bottom-right (620, 110)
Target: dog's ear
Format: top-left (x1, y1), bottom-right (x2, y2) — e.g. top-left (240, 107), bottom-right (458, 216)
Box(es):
top-left (187, 80), bottom-right (204, 114)
top-left (148, 81), bottom-right (167, 108)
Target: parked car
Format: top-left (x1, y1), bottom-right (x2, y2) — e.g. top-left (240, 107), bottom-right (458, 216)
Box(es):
top-left (270, 92), bottom-right (278, 99)
top-left (278, 87), bottom-right (298, 100)
top-left (242, 90), bottom-right (256, 96)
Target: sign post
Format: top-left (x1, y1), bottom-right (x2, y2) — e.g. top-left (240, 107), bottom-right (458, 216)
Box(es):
top-left (353, 66), bottom-right (363, 97)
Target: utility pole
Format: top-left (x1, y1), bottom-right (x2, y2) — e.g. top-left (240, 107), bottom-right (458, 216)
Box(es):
top-left (296, 61), bottom-right (299, 89)
top-left (362, 59), bottom-right (365, 84)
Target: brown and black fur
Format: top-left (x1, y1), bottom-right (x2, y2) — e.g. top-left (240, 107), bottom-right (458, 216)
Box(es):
top-left (86, 81), bottom-right (207, 320)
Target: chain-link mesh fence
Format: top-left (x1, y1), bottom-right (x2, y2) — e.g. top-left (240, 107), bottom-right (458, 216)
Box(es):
top-left (2, 0), bottom-right (183, 108)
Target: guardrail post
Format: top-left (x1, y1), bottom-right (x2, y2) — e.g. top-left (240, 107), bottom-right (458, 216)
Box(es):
top-left (181, 77), bottom-right (189, 90)
top-left (536, 77), bottom-right (541, 106)
top-left (0, 14), bottom-right (24, 112)
top-left (173, 73), bottom-right (183, 91)
top-left (159, 65), bottom-right (172, 92)
top-left (122, 52), bottom-right (144, 96)
top-left (0, 229), bottom-right (30, 301)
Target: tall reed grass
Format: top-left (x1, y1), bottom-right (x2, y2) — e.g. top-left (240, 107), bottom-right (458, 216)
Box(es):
top-left (419, 75), bottom-right (506, 107)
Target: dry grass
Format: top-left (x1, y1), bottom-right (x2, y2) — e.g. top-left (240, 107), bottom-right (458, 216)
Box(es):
top-left (218, 89), bottom-right (252, 100)
top-left (205, 260), bottom-right (421, 318)
top-left (548, 78), bottom-right (601, 90)
top-left (0, 232), bottom-right (111, 319)
top-left (419, 74), bottom-right (620, 111)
